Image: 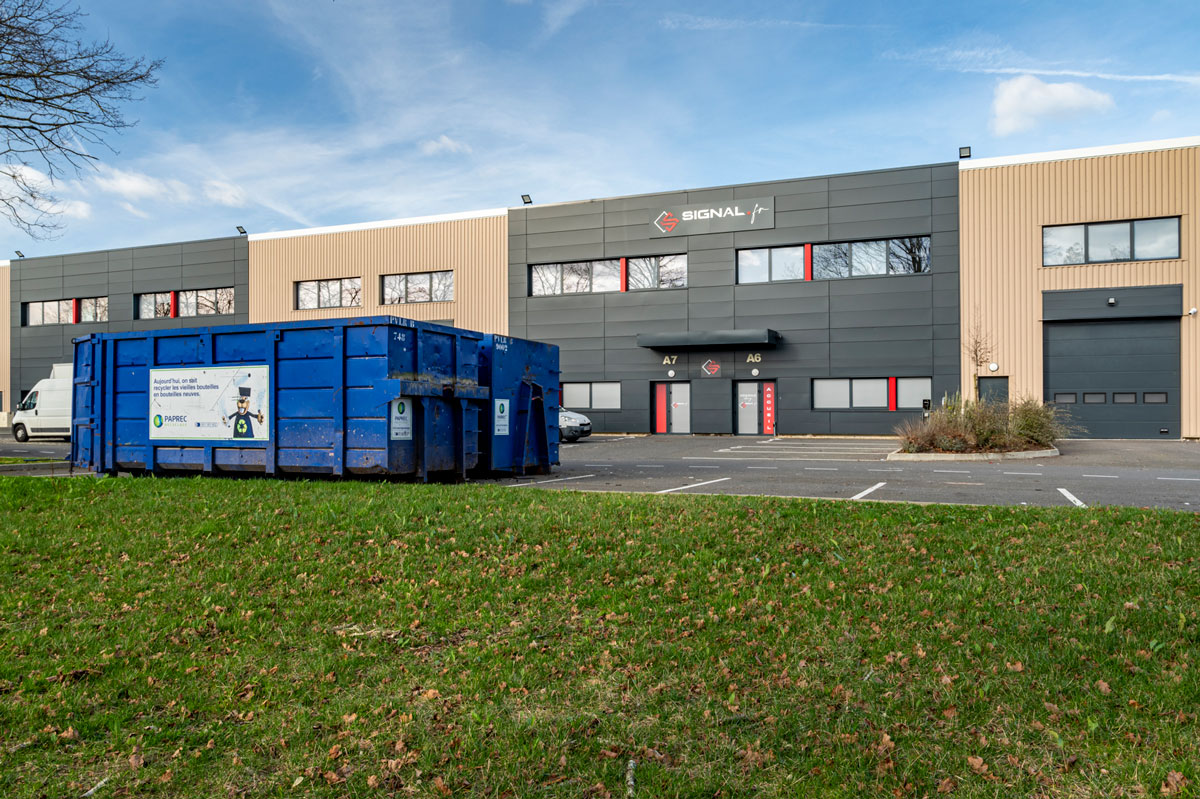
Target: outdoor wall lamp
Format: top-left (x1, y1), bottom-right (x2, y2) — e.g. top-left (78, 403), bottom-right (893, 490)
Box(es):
top-left (521, 194), bottom-right (532, 205)
top-left (14, 250), bottom-right (23, 258)
top-left (236, 225), bottom-right (247, 235)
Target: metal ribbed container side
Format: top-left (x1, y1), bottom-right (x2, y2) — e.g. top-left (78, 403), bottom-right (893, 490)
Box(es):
top-left (248, 214), bottom-right (508, 334)
top-left (960, 146), bottom-right (1198, 437)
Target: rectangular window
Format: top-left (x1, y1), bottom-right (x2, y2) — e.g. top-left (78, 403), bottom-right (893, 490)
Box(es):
top-left (534, 257), bottom-right (679, 295)
top-left (812, 242), bottom-right (850, 279)
top-left (896, 377), bottom-right (932, 409)
top-left (812, 378), bottom-right (850, 409)
top-left (381, 271), bottom-right (454, 305)
top-left (852, 378), bottom-right (888, 408)
top-left (1053, 393), bottom-right (1077, 404)
top-left (562, 383), bottom-right (590, 408)
top-left (888, 237), bottom-right (931, 274)
top-left (562, 262), bottom-right (591, 293)
top-left (772, 246), bottom-right (806, 281)
top-left (79, 297), bottom-right (108, 323)
top-left (1044, 217), bottom-right (1179, 266)
top-left (177, 287), bottom-right (233, 317)
top-left (590, 382), bottom-right (621, 409)
top-left (1143, 392), bottom-right (1167, 404)
top-left (627, 255), bottom-right (687, 290)
top-left (22, 299), bottom-right (82, 326)
top-left (1083, 392), bottom-right (1107, 404)
top-left (296, 278), bottom-right (361, 310)
top-left (560, 381), bottom-right (621, 410)
top-left (737, 249), bottom-right (769, 284)
top-left (1113, 392), bottom-right (1137, 404)
top-left (851, 241), bottom-right (887, 276)
top-left (25, 302), bottom-right (43, 326)
top-left (530, 263), bottom-right (561, 296)
top-left (1133, 218), bottom-right (1180, 260)
top-left (592, 261), bottom-right (620, 292)
top-left (136, 292), bottom-right (172, 319)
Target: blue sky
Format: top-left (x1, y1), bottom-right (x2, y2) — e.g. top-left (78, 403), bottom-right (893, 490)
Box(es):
top-left (7, 0), bottom-right (1200, 256)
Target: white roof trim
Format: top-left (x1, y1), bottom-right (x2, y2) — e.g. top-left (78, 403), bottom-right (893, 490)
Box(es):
top-left (0, 259), bottom-right (9, 268)
top-left (960, 136), bottom-right (1200, 170)
top-left (247, 207), bottom-right (507, 242)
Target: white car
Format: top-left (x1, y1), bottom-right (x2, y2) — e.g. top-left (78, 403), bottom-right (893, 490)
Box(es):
top-left (559, 409), bottom-right (592, 443)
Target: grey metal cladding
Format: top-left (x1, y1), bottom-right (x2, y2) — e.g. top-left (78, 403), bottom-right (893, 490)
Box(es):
top-left (1042, 284), bottom-right (1182, 321)
top-left (505, 161), bottom-right (958, 434)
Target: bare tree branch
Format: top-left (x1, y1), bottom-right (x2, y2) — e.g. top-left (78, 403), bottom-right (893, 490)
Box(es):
top-left (0, 0), bottom-right (161, 237)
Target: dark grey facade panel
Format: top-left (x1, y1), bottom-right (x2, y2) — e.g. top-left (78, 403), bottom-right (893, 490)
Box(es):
top-left (526, 227), bottom-right (604, 250)
top-left (9, 235), bottom-right (249, 410)
top-left (1042, 285), bottom-right (1182, 321)
top-left (509, 161), bottom-right (959, 434)
top-left (525, 212), bottom-right (604, 235)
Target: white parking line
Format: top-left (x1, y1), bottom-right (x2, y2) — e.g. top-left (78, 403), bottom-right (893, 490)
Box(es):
top-left (869, 468), bottom-right (903, 472)
top-left (508, 474), bottom-right (596, 487)
top-left (1004, 471), bottom-right (1042, 476)
top-left (851, 482), bottom-right (886, 500)
top-left (688, 465), bottom-right (720, 469)
top-left (1083, 474), bottom-right (1119, 479)
top-left (635, 464), bottom-right (664, 468)
top-left (1057, 487), bottom-right (1087, 508)
top-left (747, 466), bottom-right (778, 470)
top-left (804, 467), bottom-right (838, 471)
top-left (1157, 477), bottom-right (1200, 482)
top-left (656, 477), bottom-right (731, 494)
top-left (583, 463), bottom-right (611, 467)
top-left (934, 469), bottom-right (971, 474)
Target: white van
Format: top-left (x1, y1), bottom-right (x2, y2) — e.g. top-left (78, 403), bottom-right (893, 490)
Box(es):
top-left (12, 363), bottom-right (73, 442)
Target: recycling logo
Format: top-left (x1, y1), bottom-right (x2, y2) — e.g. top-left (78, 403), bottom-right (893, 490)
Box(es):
top-left (153, 415), bottom-right (163, 428)
top-left (236, 418), bottom-right (248, 435)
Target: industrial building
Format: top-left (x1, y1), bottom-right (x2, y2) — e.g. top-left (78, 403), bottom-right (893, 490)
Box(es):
top-left (2, 135), bottom-right (1196, 438)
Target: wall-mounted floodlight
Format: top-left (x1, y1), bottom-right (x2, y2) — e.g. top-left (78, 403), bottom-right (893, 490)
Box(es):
top-left (236, 225), bottom-right (247, 235)
top-left (988, 362), bottom-right (999, 372)
top-left (1107, 297), bottom-right (1117, 307)
top-left (958, 146), bottom-right (972, 159)
top-left (14, 250), bottom-right (23, 258)
top-left (520, 194), bottom-right (532, 205)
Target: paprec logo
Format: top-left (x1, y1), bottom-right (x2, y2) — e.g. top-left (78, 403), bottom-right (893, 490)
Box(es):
top-left (153, 414), bottom-right (164, 428)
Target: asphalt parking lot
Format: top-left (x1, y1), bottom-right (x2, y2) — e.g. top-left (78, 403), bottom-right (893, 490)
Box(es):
top-left (492, 435), bottom-right (1200, 511)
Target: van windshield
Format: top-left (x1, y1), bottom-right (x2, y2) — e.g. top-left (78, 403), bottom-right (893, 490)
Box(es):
top-left (20, 391), bottom-right (37, 411)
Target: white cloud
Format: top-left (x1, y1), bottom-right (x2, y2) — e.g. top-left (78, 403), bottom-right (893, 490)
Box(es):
top-left (543, 0), bottom-right (590, 36)
top-left (120, 202), bottom-right (150, 219)
top-left (991, 74), bottom-right (1113, 136)
top-left (419, 134), bottom-right (472, 156)
top-left (660, 14), bottom-right (859, 31)
top-left (898, 44), bottom-right (1200, 86)
top-left (1150, 109), bottom-right (1174, 125)
top-left (203, 179), bottom-right (249, 207)
top-left (92, 166), bottom-right (193, 203)
top-left (52, 200), bottom-right (92, 220)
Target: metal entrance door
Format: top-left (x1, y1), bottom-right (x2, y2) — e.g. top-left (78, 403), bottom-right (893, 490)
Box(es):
top-left (653, 382), bottom-right (691, 434)
top-left (736, 381), bottom-right (776, 435)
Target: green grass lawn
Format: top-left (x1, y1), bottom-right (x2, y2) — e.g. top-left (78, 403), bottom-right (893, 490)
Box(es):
top-left (0, 477), bottom-right (1196, 797)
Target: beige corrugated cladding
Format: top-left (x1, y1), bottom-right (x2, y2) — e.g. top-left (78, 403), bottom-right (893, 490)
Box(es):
top-left (0, 261), bottom-right (8, 418)
top-left (960, 138), bottom-right (1199, 437)
top-left (248, 210), bottom-right (509, 334)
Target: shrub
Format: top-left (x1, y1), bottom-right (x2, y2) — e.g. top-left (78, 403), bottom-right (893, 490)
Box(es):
top-left (895, 393), bottom-right (1074, 453)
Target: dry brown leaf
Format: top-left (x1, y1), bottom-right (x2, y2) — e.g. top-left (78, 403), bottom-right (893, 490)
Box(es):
top-left (159, 770), bottom-right (173, 784)
top-left (129, 748), bottom-right (145, 769)
top-left (1096, 680), bottom-right (1112, 695)
top-left (598, 748), bottom-right (620, 759)
top-left (938, 776), bottom-right (957, 793)
top-left (432, 775), bottom-right (451, 795)
top-left (942, 706), bottom-right (957, 719)
top-left (367, 775), bottom-right (380, 789)
top-left (328, 744), bottom-right (343, 759)
top-left (1005, 661), bottom-right (1024, 672)
top-left (968, 755), bottom-right (988, 775)
top-left (58, 727), bottom-right (80, 741)
top-left (1161, 771), bottom-right (1188, 796)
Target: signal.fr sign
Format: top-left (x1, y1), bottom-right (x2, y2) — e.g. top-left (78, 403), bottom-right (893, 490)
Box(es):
top-left (650, 197), bottom-right (775, 237)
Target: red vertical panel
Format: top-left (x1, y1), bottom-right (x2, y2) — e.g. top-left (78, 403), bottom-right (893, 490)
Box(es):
top-left (762, 382), bottom-right (775, 434)
top-left (72, 298), bottom-right (80, 324)
top-left (888, 377), bottom-right (897, 411)
top-left (170, 291), bottom-right (179, 318)
top-left (620, 257), bottom-right (628, 292)
top-left (804, 243), bottom-right (813, 281)
top-left (654, 384), bottom-right (668, 433)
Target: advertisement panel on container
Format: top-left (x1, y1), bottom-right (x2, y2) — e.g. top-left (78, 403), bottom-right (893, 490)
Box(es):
top-left (149, 366), bottom-right (270, 440)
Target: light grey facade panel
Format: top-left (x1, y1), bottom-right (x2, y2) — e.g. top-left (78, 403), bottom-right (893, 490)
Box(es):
top-left (601, 193), bottom-right (688, 213)
top-left (525, 243), bottom-right (605, 263)
top-left (828, 273), bottom-right (930, 296)
top-left (688, 302), bottom-right (735, 320)
top-left (17, 278), bottom-right (66, 296)
top-left (827, 166), bottom-right (933, 190)
top-left (131, 254), bottom-right (184, 270)
top-left (733, 224), bottom-right (829, 249)
top-left (771, 191), bottom-right (832, 212)
top-left (829, 181), bottom-right (932, 208)
top-left (62, 260), bottom-right (110, 277)
top-left (605, 290), bottom-right (689, 311)
top-left (685, 187), bottom-right (735, 204)
top-left (774, 208), bottom-right (829, 229)
top-left (687, 268), bottom-right (734, 289)
top-left (604, 238), bottom-right (687, 259)
top-left (685, 232), bottom-right (736, 251)
top-left (508, 209), bottom-right (526, 235)
top-left (525, 227), bottom-right (604, 250)
top-left (932, 196), bottom-right (958, 215)
top-left (932, 213), bottom-right (959, 234)
top-left (931, 164), bottom-right (958, 181)
top-left (686, 286), bottom-right (735, 304)
top-left (686, 248), bottom-right (735, 265)
top-left (526, 212), bottom-right (605, 235)
top-left (528, 294), bottom-right (606, 312)
top-left (736, 279), bottom-right (829, 301)
top-left (603, 209), bottom-right (648, 228)
top-left (734, 178), bottom-right (828, 198)
top-left (828, 199), bottom-right (932, 226)
top-left (525, 305), bottom-right (605, 326)
top-left (525, 200), bottom-right (603, 220)
top-left (828, 216), bottom-right (933, 241)
top-left (932, 179), bottom-right (958, 198)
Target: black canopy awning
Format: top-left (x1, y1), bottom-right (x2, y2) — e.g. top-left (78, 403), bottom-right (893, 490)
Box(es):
top-left (636, 328), bottom-right (781, 351)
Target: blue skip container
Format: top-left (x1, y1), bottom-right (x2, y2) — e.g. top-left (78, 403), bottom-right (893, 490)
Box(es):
top-left (70, 316), bottom-right (558, 479)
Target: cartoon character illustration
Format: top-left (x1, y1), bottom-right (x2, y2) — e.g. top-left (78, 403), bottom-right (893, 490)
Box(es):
top-left (223, 386), bottom-right (265, 438)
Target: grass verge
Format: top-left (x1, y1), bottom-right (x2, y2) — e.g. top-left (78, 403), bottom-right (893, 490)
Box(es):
top-left (1, 477), bottom-right (1196, 797)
